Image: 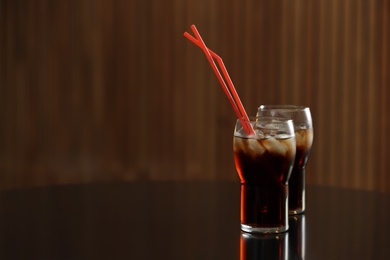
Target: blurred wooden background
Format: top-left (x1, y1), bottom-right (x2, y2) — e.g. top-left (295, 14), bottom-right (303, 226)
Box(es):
top-left (1, 0), bottom-right (389, 191)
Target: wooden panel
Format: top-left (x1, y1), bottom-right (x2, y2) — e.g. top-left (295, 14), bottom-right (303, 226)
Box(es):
top-left (0, 0), bottom-right (389, 191)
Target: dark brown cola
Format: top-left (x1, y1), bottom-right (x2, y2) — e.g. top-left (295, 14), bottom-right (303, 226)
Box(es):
top-left (234, 135), bottom-right (295, 231)
top-left (288, 128), bottom-right (313, 214)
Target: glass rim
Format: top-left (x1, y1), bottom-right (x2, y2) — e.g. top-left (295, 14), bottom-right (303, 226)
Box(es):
top-left (237, 116), bottom-right (293, 124)
top-left (258, 104), bottom-right (310, 112)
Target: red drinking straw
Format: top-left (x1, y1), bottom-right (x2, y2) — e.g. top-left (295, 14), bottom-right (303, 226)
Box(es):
top-left (184, 25), bottom-right (255, 135)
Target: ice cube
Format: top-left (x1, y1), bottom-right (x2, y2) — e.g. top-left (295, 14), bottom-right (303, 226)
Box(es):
top-left (296, 124), bottom-right (308, 130)
top-left (265, 123), bottom-right (279, 130)
top-left (236, 126), bottom-right (247, 137)
top-left (254, 129), bottom-right (265, 138)
top-left (295, 131), bottom-right (305, 147)
top-left (234, 135), bottom-right (266, 159)
top-left (233, 136), bottom-right (246, 153)
top-left (262, 137), bottom-right (287, 157)
top-left (282, 137), bottom-right (296, 158)
top-left (306, 129), bottom-right (314, 146)
top-left (295, 129), bottom-right (314, 148)
top-left (276, 133), bottom-right (290, 139)
top-left (247, 138), bottom-right (266, 159)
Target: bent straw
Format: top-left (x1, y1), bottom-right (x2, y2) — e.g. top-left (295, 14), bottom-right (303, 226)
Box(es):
top-left (184, 29), bottom-right (250, 135)
top-left (184, 25), bottom-right (255, 135)
top-left (184, 31), bottom-right (252, 132)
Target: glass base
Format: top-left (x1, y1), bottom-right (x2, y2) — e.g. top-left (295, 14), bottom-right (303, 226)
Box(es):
top-left (241, 224), bottom-right (289, 234)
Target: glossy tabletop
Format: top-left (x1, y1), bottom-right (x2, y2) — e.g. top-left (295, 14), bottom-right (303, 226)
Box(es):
top-left (0, 181), bottom-right (389, 259)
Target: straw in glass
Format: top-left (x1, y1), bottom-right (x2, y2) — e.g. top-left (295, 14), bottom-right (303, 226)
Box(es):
top-left (184, 25), bottom-right (255, 135)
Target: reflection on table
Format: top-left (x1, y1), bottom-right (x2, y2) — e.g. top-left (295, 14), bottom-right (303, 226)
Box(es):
top-left (0, 181), bottom-right (389, 259)
top-left (240, 214), bottom-right (305, 260)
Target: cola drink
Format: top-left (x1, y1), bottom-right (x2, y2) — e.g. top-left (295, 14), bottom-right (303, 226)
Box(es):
top-left (257, 105), bottom-right (313, 214)
top-left (289, 128), bottom-right (313, 214)
top-left (234, 119), bottom-right (296, 233)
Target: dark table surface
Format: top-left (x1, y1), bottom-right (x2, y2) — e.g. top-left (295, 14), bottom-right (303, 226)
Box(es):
top-left (0, 181), bottom-right (389, 260)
